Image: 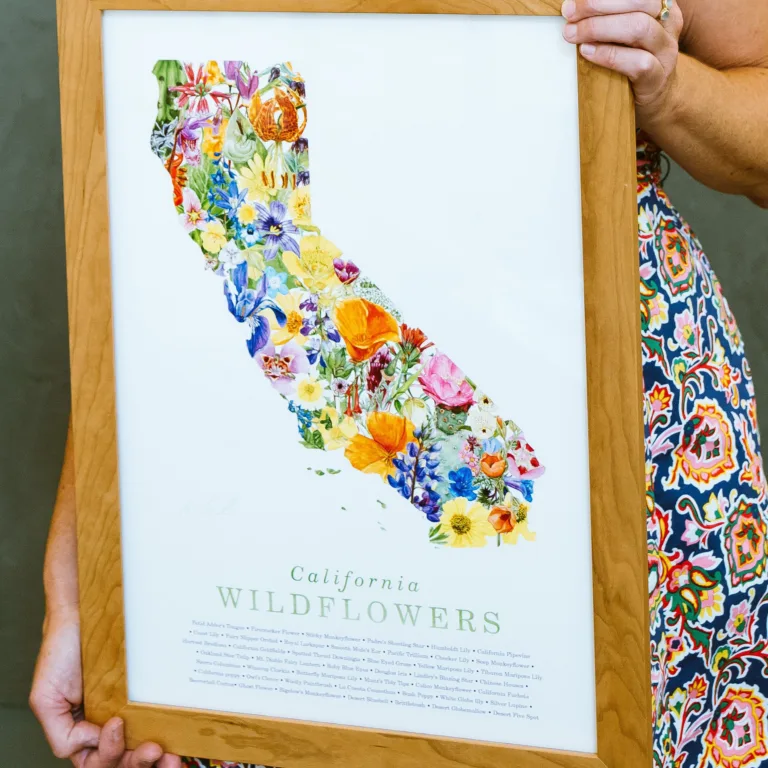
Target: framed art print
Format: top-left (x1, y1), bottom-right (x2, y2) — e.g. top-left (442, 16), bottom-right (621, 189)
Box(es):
top-left (57, 0), bottom-right (649, 766)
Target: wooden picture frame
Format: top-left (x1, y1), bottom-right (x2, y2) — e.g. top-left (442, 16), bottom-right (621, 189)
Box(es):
top-left (57, 0), bottom-right (647, 765)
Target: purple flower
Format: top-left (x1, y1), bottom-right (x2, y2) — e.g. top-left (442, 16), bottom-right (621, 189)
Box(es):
top-left (224, 61), bottom-right (243, 81)
top-left (178, 115), bottom-right (210, 166)
top-left (237, 70), bottom-right (259, 100)
top-left (300, 295), bottom-right (318, 312)
top-left (333, 258), bottom-right (360, 285)
top-left (254, 200), bottom-right (300, 259)
top-left (224, 262), bottom-right (286, 356)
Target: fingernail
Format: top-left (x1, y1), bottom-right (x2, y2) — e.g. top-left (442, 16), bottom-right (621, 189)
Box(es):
top-left (580, 43), bottom-right (596, 56)
top-left (561, 0), bottom-right (575, 18)
top-left (563, 23), bottom-right (577, 41)
top-left (112, 719), bottom-right (123, 742)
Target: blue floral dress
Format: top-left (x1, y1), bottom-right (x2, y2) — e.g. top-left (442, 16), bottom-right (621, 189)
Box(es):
top-left (179, 139), bottom-right (768, 768)
top-left (640, 136), bottom-right (768, 767)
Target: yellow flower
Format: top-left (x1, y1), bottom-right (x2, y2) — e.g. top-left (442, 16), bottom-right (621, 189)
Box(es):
top-left (437, 498), bottom-right (495, 548)
top-left (202, 118), bottom-right (228, 156)
top-left (201, 220), bottom-right (228, 254)
top-left (239, 203), bottom-right (257, 225)
top-left (270, 291), bottom-right (307, 346)
top-left (206, 60), bottom-right (225, 84)
top-left (698, 585), bottom-right (725, 622)
top-left (288, 185), bottom-right (312, 227)
top-left (502, 518), bottom-right (536, 545)
top-left (294, 374), bottom-right (330, 410)
top-left (237, 155), bottom-right (275, 203)
top-left (499, 493), bottom-right (536, 544)
top-left (314, 407), bottom-right (358, 451)
top-left (282, 235), bottom-right (342, 293)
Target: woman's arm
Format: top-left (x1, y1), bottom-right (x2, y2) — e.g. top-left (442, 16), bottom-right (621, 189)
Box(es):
top-left (30, 423), bottom-right (180, 768)
top-left (562, 0), bottom-right (768, 206)
top-left (42, 422), bottom-right (81, 626)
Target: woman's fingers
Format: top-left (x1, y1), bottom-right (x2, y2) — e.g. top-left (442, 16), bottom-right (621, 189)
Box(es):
top-left (564, 12), bottom-right (671, 55)
top-left (123, 742), bottom-right (164, 768)
top-left (579, 44), bottom-right (666, 98)
top-left (79, 718), bottom-right (126, 768)
top-left (562, 0), bottom-right (662, 23)
top-left (156, 753), bottom-right (183, 768)
top-left (30, 696), bottom-right (101, 760)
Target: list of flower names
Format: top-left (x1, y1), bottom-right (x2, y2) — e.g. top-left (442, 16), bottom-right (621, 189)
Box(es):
top-left (181, 620), bottom-right (542, 721)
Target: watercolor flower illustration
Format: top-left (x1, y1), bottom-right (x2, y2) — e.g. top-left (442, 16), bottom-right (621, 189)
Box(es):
top-left (150, 59), bottom-right (545, 548)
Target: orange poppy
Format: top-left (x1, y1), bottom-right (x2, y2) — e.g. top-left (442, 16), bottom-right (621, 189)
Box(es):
top-left (480, 452), bottom-right (507, 478)
top-left (333, 298), bottom-right (400, 363)
top-left (488, 506), bottom-right (515, 534)
top-left (345, 412), bottom-right (415, 480)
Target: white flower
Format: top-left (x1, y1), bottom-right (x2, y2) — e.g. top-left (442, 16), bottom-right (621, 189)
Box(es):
top-left (467, 405), bottom-right (497, 439)
top-left (475, 391), bottom-right (496, 412)
top-left (294, 374), bottom-right (330, 410)
top-left (402, 398), bottom-right (428, 428)
top-left (218, 240), bottom-right (246, 269)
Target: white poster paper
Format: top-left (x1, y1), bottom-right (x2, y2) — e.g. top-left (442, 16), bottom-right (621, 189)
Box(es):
top-left (102, 10), bottom-right (596, 753)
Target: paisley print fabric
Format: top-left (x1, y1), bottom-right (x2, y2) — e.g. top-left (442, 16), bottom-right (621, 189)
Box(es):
top-left (640, 136), bottom-right (768, 767)
top-left (179, 140), bottom-right (768, 768)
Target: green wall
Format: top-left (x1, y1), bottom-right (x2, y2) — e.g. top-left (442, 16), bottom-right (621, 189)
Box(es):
top-left (0, 0), bottom-right (766, 759)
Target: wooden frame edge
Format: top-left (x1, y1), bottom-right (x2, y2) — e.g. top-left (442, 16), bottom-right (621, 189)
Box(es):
top-left (577, 58), bottom-right (650, 768)
top-left (57, 0), bottom-right (649, 765)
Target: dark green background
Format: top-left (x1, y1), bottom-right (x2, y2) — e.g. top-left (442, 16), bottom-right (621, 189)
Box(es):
top-left (1, 0), bottom-right (766, 761)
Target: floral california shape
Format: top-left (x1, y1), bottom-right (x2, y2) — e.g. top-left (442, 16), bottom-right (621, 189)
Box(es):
top-left (150, 60), bottom-right (545, 548)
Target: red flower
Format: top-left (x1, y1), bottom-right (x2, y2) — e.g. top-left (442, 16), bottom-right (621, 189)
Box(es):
top-left (401, 324), bottom-right (433, 352)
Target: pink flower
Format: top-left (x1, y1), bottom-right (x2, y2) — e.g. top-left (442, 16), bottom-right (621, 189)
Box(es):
top-left (674, 308), bottom-right (698, 349)
top-left (418, 354), bottom-right (474, 408)
top-left (170, 63), bottom-right (227, 114)
top-left (726, 599), bottom-right (751, 636)
top-left (179, 188), bottom-right (206, 232)
top-left (256, 340), bottom-right (309, 396)
top-left (333, 258), bottom-right (360, 285)
top-left (506, 438), bottom-right (546, 480)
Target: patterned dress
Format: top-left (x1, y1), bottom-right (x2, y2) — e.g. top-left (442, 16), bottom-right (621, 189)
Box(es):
top-left (179, 139), bottom-right (768, 768)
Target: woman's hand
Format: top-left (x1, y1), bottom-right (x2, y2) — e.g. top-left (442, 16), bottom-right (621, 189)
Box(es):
top-left (30, 612), bottom-right (181, 768)
top-left (561, 0), bottom-right (685, 123)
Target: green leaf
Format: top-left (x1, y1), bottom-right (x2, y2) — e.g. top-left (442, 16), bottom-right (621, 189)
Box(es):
top-left (327, 468), bottom-right (341, 475)
top-left (315, 469), bottom-right (326, 476)
top-left (308, 430), bottom-right (325, 449)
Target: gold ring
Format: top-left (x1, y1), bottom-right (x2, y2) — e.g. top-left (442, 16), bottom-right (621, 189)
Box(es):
top-left (658, 0), bottom-right (672, 21)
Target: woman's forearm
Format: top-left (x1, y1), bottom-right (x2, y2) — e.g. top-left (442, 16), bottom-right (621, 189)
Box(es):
top-left (640, 53), bottom-right (768, 206)
top-left (43, 422), bottom-right (80, 626)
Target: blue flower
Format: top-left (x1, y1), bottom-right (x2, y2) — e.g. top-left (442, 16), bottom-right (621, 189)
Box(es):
top-left (213, 180), bottom-right (248, 218)
top-left (264, 266), bottom-right (289, 298)
top-left (448, 467), bottom-right (477, 500)
top-left (254, 200), bottom-right (300, 259)
top-left (236, 219), bottom-right (261, 248)
top-left (223, 261), bottom-right (286, 356)
top-left (483, 437), bottom-right (504, 455)
top-left (505, 477), bottom-right (534, 503)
